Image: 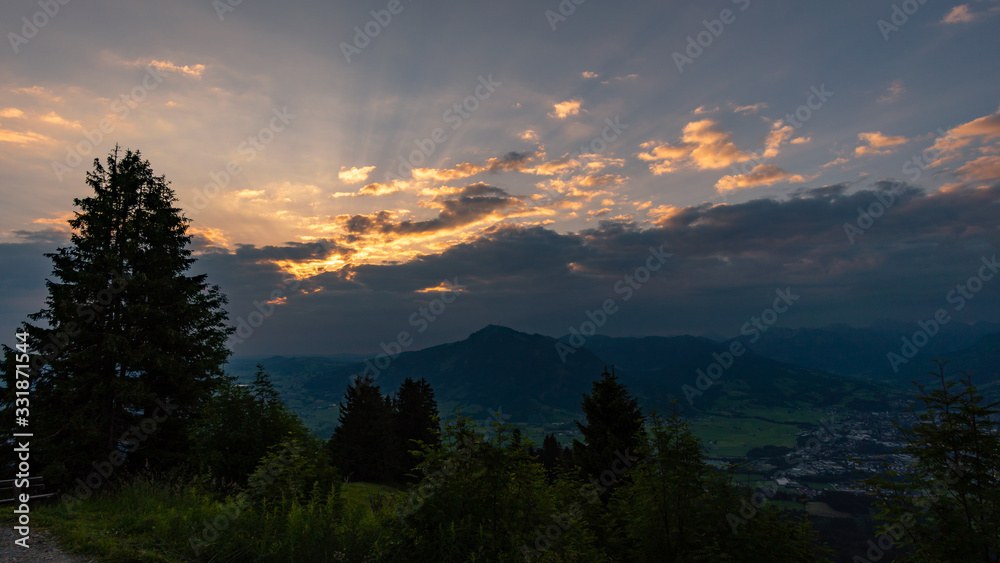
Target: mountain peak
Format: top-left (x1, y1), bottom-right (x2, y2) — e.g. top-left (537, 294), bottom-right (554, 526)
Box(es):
top-left (468, 324), bottom-right (522, 338)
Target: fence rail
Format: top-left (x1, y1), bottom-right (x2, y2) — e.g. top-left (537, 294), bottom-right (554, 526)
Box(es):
top-left (0, 477), bottom-right (57, 503)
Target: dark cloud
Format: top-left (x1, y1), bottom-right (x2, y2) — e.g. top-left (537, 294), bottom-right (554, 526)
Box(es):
top-left (4, 184), bottom-right (998, 356)
top-left (343, 184), bottom-right (522, 236)
top-left (11, 229), bottom-right (71, 246)
top-left (231, 240), bottom-right (355, 261)
top-left (487, 151), bottom-right (539, 173)
top-left (206, 182), bottom-right (1000, 354)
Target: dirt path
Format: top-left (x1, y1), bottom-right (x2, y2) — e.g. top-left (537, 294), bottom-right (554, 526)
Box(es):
top-left (0, 528), bottom-right (93, 563)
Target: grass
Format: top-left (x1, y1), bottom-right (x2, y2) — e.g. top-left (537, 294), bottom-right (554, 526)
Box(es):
top-left (0, 478), bottom-right (403, 563)
top-left (688, 406), bottom-right (830, 457)
top-left (341, 482), bottom-right (397, 513)
top-left (3, 478), bottom-right (201, 562)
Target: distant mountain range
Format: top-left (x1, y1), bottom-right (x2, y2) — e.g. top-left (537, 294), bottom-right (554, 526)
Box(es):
top-left (227, 325), bottom-right (917, 424)
top-left (734, 321), bottom-right (1000, 386)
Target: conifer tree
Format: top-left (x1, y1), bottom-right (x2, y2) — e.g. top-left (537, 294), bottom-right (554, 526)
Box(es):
top-left (327, 373), bottom-right (398, 483)
top-left (867, 362), bottom-right (1000, 562)
top-left (608, 411), bottom-right (831, 561)
top-left (392, 377), bottom-right (440, 481)
top-left (1, 147), bottom-right (233, 485)
top-left (572, 367), bottom-right (646, 496)
top-left (191, 365), bottom-right (307, 486)
top-left (534, 433), bottom-right (573, 480)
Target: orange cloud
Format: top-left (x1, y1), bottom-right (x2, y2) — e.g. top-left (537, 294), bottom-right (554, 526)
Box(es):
top-left (10, 86), bottom-right (61, 102)
top-left (950, 110), bottom-right (1000, 140)
top-left (0, 128), bottom-right (51, 145)
top-left (360, 182), bottom-right (403, 196)
top-left (855, 131), bottom-right (908, 156)
top-left (549, 99), bottom-right (582, 119)
top-left (119, 57), bottom-right (206, 77)
top-left (921, 108), bottom-right (1000, 168)
top-left (412, 152), bottom-right (542, 182)
top-left (715, 164), bottom-right (815, 192)
top-left (524, 155), bottom-right (580, 176)
top-left (338, 165), bottom-right (376, 184)
top-left (413, 162), bottom-right (486, 181)
top-left (332, 180), bottom-right (406, 198)
top-left (32, 211), bottom-right (75, 228)
top-left (647, 204), bottom-right (684, 223)
top-left (638, 120), bottom-right (750, 174)
top-left (763, 122), bottom-right (799, 158)
top-left (188, 226), bottom-right (232, 249)
top-left (734, 102), bottom-right (767, 114)
top-left (40, 111), bottom-right (81, 128)
top-left (955, 155), bottom-right (1000, 181)
top-left (942, 4), bottom-right (977, 23)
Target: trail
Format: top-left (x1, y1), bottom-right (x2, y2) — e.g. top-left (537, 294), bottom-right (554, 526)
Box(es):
top-left (0, 528), bottom-right (93, 563)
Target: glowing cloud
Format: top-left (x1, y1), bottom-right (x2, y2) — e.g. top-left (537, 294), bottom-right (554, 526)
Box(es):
top-left (638, 120), bottom-right (750, 174)
top-left (715, 164), bottom-right (815, 192)
top-left (549, 99), bottom-right (582, 119)
top-left (956, 155), bottom-right (1000, 181)
top-left (40, 111), bottom-right (81, 128)
top-left (942, 4), bottom-right (977, 23)
top-left (332, 181), bottom-right (405, 198)
top-left (121, 57), bottom-right (206, 77)
top-left (950, 108), bottom-right (1000, 140)
top-left (855, 131), bottom-right (908, 156)
top-left (734, 102), bottom-right (768, 114)
top-left (0, 129), bottom-right (51, 145)
top-left (338, 165), bottom-right (376, 184)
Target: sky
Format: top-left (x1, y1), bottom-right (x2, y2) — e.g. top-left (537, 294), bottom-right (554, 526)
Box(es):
top-left (1, 0), bottom-right (999, 356)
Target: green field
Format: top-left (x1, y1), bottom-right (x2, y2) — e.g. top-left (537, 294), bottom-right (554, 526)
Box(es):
top-left (689, 406), bottom-right (829, 457)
